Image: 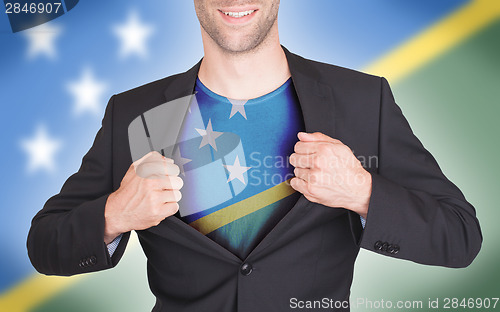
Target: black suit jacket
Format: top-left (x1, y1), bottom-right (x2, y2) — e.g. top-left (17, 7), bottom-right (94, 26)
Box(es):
top-left (27, 46), bottom-right (482, 311)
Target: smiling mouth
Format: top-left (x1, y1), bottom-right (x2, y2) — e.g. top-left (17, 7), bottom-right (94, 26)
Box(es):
top-left (219, 9), bottom-right (257, 18)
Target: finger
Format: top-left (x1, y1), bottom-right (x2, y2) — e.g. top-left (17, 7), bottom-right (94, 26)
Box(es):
top-left (298, 132), bottom-right (342, 144)
top-left (289, 153), bottom-right (315, 168)
top-left (162, 202), bottom-right (180, 216)
top-left (295, 140), bottom-right (341, 154)
top-left (290, 177), bottom-right (319, 203)
top-left (124, 151), bottom-right (159, 182)
top-left (294, 141), bottom-right (318, 154)
top-left (140, 153), bottom-right (175, 165)
top-left (158, 190), bottom-right (182, 203)
top-left (290, 177), bottom-right (314, 197)
top-left (290, 176), bottom-right (306, 192)
top-left (133, 152), bottom-right (174, 176)
top-left (293, 167), bottom-right (310, 181)
top-left (141, 156), bottom-right (174, 164)
top-left (133, 151), bottom-right (162, 167)
top-left (159, 175), bottom-right (184, 190)
top-left (165, 163), bottom-right (180, 176)
top-left (294, 167), bottom-right (324, 185)
top-left (136, 161), bottom-right (180, 178)
top-left (164, 157), bottom-right (174, 164)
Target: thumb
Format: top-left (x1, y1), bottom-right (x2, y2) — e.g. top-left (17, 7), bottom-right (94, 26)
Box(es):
top-left (298, 132), bottom-right (340, 143)
top-left (133, 151), bottom-right (161, 167)
top-left (134, 151), bottom-right (173, 167)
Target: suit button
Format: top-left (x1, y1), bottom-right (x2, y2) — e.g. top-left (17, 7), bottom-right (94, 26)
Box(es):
top-left (89, 256), bottom-right (97, 265)
top-left (80, 259), bottom-right (87, 267)
top-left (78, 261), bottom-right (84, 268)
top-left (381, 242), bottom-right (388, 252)
top-left (393, 245), bottom-right (400, 254)
top-left (374, 241), bottom-right (383, 250)
top-left (387, 244), bottom-right (395, 254)
top-left (240, 263), bottom-right (253, 276)
top-left (84, 258), bottom-right (90, 266)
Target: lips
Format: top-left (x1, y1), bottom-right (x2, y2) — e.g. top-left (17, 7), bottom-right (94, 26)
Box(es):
top-left (218, 8), bottom-right (258, 24)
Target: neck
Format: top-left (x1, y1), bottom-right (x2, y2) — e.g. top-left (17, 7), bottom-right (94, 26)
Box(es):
top-left (197, 24), bottom-right (291, 100)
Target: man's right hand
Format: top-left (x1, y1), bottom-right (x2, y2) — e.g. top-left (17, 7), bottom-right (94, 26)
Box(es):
top-left (103, 151), bottom-right (183, 244)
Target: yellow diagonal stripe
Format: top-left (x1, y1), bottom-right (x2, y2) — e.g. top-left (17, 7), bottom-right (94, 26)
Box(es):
top-left (365, 0), bottom-right (500, 83)
top-left (190, 179), bottom-right (296, 235)
top-left (0, 274), bottom-right (83, 312)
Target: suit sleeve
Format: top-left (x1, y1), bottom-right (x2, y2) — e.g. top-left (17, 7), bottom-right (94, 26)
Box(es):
top-left (355, 77), bottom-right (482, 268)
top-left (27, 95), bottom-right (131, 276)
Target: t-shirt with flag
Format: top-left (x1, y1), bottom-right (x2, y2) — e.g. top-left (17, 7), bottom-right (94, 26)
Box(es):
top-left (172, 77), bottom-right (305, 260)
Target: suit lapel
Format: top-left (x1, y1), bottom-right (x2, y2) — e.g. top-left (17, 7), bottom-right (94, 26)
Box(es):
top-left (163, 60), bottom-right (201, 102)
top-left (157, 46), bottom-right (337, 261)
top-left (283, 46), bottom-right (336, 136)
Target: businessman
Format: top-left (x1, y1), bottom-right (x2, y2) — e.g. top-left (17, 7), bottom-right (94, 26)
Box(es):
top-left (27, 1), bottom-right (482, 311)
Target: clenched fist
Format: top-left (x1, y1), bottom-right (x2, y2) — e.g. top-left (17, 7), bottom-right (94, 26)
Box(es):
top-left (104, 151), bottom-right (183, 244)
top-left (289, 132), bottom-right (372, 219)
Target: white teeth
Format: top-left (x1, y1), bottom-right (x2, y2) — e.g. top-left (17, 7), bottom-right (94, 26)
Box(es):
top-left (222, 10), bottom-right (255, 18)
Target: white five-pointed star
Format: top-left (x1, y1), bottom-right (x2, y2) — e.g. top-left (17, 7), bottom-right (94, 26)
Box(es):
top-left (173, 147), bottom-right (192, 176)
top-left (195, 119), bottom-right (223, 151)
top-left (24, 22), bottom-right (62, 60)
top-left (67, 67), bottom-right (108, 116)
top-left (228, 99), bottom-right (247, 119)
top-left (223, 155), bottom-right (251, 184)
top-left (20, 124), bottom-right (62, 174)
top-left (113, 10), bottom-right (154, 59)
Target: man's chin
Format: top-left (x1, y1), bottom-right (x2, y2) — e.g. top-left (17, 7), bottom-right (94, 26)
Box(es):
top-left (216, 37), bottom-right (264, 55)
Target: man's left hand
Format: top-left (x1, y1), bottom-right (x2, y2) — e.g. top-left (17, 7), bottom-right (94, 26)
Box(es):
top-left (289, 132), bottom-right (372, 219)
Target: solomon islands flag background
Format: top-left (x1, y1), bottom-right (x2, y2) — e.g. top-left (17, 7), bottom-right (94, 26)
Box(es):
top-left (0, 0), bottom-right (499, 311)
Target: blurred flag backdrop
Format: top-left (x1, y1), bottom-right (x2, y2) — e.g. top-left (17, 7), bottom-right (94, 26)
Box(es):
top-left (0, 0), bottom-right (499, 311)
